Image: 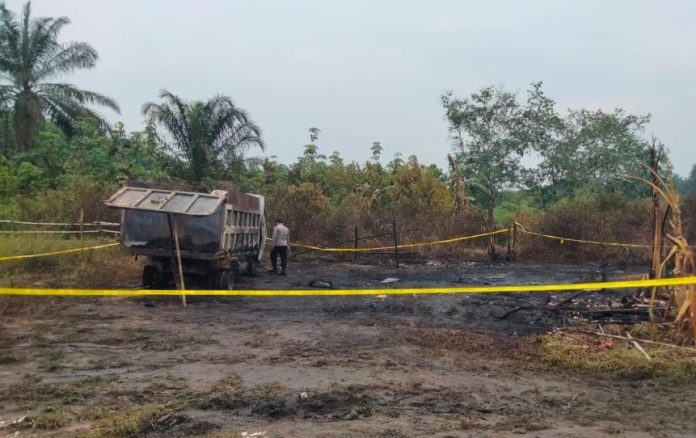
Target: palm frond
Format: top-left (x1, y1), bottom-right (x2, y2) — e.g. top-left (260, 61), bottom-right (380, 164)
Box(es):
top-left (37, 82), bottom-right (120, 112)
top-left (34, 42), bottom-right (98, 80)
top-left (0, 2), bottom-right (119, 148)
top-left (0, 84), bottom-right (17, 107)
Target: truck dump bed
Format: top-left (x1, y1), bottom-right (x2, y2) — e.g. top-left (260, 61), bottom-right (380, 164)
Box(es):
top-left (105, 186), bottom-right (265, 262)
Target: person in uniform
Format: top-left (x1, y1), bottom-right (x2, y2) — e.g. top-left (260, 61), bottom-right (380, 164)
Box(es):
top-left (270, 219), bottom-right (290, 275)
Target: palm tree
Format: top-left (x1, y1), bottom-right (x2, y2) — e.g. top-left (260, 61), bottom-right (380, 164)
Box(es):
top-left (0, 2), bottom-right (120, 152)
top-left (142, 90), bottom-right (264, 183)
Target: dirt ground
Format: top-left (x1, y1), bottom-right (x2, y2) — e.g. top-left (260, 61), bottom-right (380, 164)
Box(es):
top-left (1, 259), bottom-right (696, 437)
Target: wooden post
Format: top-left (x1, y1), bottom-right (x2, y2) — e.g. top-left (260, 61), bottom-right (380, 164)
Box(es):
top-left (79, 209), bottom-right (84, 254)
top-left (167, 214), bottom-right (187, 307)
top-left (512, 222), bottom-right (518, 261)
top-left (649, 143), bottom-right (662, 280)
top-left (506, 225), bottom-right (512, 261)
top-left (354, 227), bottom-right (358, 261)
top-left (392, 218), bottom-right (399, 269)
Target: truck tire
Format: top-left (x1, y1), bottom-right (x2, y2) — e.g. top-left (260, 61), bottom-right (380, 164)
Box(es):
top-left (246, 249), bottom-right (258, 277)
top-left (217, 270), bottom-right (234, 290)
top-left (142, 266), bottom-right (156, 288)
top-left (153, 270), bottom-right (170, 289)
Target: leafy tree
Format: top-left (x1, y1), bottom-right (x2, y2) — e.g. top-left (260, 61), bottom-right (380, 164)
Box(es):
top-left (329, 150), bottom-right (343, 166)
top-left (302, 143), bottom-right (320, 160)
top-left (0, 153), bottom-right (15, 196)
top-left (535, 108), bottom-right (651, 202)
top-left (371, 141), bottom-right (383, 161)
top-left (387, 152), bottom-right (404, 173)
top-left (441, 86), bottom-right (525, 257)
top-left (676, 164), bottom-right (696, 197)
top-left (0, 2), bottom-right (120, 152)
top-left (442, 83), bottom-right (573, 257)
top-left (309, 126), bottom-right (321, 144)
top-left (381, 157), bottom-right (452, 217)
top-left (142, 90), bottom-right (264, 184)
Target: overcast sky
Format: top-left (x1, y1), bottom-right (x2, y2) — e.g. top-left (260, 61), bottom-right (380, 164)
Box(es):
top-left (7, 0), bottom-right (696, 175)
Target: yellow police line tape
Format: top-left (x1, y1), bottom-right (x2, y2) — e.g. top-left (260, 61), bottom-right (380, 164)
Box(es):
top-left (0, 242), bottom-right (120, 262)
top-left (515, 223), bottom-right (651, 249)
top-left (268, 228), bottom-right (511, 252)
top-left (0, 276), bottom-right (695, 296)
top-left (0, 228), bottom-right (507, 262)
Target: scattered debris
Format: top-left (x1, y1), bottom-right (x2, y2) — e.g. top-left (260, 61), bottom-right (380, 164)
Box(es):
top-left (308, 279), bottom-right (333, 288)
top-left (494, 289), bottom-right (666, 326)
top-left (241, 431), bottom-right (268, 438)
top-left (298, 391), bottom-right (309, 401)
top-left (0, 416), bottom-right (27, 429)
top-left (575, 330), bottom-right (696, 352)
top-left (380, 277), bottom-right (399, 284)
top-left (626, 332), bottom-right (651, 361)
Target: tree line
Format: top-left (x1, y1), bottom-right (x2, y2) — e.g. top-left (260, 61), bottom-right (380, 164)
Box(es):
top-left (0, 1), bottom-right (695, 253)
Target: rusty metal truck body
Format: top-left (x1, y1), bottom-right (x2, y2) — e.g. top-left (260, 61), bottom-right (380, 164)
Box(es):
top-left (105, 186), bottom-right (265, 289)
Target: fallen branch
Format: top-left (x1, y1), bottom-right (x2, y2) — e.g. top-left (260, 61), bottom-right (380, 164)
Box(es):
top-left (626, 331), bottom-right (651, 360)
top-left (569, 329), bottom-right (696, 353)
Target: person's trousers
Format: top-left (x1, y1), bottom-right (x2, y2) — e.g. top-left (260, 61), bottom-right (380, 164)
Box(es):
top-left (270, 246), bottom-right (288, 273)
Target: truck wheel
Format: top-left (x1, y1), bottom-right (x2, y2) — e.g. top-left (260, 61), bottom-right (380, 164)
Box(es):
top-left (246, 251), bottom-right (258, 277)
top-left (153, 271), bottom-right (170, 289)
top-left (217, 270), bottom-right (234, 290)
top-left (142, 266), bottom-right (156, 288)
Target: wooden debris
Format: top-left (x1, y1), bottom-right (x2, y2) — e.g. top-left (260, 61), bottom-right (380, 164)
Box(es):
top-left (626, 331), bottom-right (651, 361)
top-left (571, 329), bottom-right (696, 353)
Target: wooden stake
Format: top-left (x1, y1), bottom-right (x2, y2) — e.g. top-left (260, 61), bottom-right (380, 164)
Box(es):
top-left (354, 226), bottom-right (358, 262)
top-left (649, 142), bottom-right (662, 281)
top-left (506, 226), bottom-right (512, 260)
top-left (392, 218), bottom-right (399, 269)
top-left (79, 209), bottom-right (84, 254)
top-left (167, 214), bottom-right (187, 307)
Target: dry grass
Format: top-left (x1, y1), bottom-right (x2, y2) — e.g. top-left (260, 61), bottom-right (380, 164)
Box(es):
top-left (14, 407), bottom-right (71, 430)
top-left (538, 332), bottom-right (696, 383)
top-left (83, 402), bottom-right (180, 438)
top-left (0, 235), bottom-right (140, 314)
top-left (0, 351), bottom-right (21, 364)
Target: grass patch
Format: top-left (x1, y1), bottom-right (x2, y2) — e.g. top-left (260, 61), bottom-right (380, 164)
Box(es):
top-left (0, 235), bottom-right (138, 290)
top-left (84, 402), bottom-right (184, 438)
top-left (2, 377), bottom-right (107, 405)
top-left (495, 413), bottom-right (550, 432)
top-left (247, 382), bottom-right (283, 399)
top-left (91, 356), bottom-right (132, 370)
top-left (41, 350), bottom-right (66, 372)
top-left (0, 351), bottom-right (22, 364)
top-left (14, 407), bottom-right (71, 430)
top-left (143, 336), bottom-right (217, 352)
top-left (207, 432), bottom-right (243, 438)
top-left (538, 333), bottom-right (696, 383)
top-left (212, 371), bottom-right (243, 391)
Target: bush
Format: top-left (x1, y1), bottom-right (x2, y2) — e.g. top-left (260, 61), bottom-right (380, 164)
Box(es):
top-left (518, 191), bottom-right (652, 262)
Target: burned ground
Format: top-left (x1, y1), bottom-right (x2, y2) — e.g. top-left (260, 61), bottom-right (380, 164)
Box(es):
top-left (1, 260), bottom-right (695, 437)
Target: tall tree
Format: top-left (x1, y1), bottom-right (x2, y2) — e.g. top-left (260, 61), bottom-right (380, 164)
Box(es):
top-left (535, 108), bottom-right (651, 201)
top-left (309, 126), bottom-right (321, 144)
top-left (442, 86), bottom-right (524, 258)
top-left (142, 90), bottom-right (264, 183)
top-left (0, 2), bottom-right (120, 152)
top-left (371, 141), bottom-right (383, 161)
top-left (442, 82), bottom-right (562, 257)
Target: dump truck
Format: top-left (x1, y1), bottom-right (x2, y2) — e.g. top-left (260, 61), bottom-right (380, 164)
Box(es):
top-left (105, 186), bottom-right (266, 289)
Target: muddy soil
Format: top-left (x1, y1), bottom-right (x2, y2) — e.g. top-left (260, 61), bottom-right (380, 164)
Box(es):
top-left (1, 260), bottom-right (695, 437)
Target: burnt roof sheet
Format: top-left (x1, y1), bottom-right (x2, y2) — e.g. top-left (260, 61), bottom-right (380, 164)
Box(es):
top-left (105, 187), bottom-right (224, 216)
